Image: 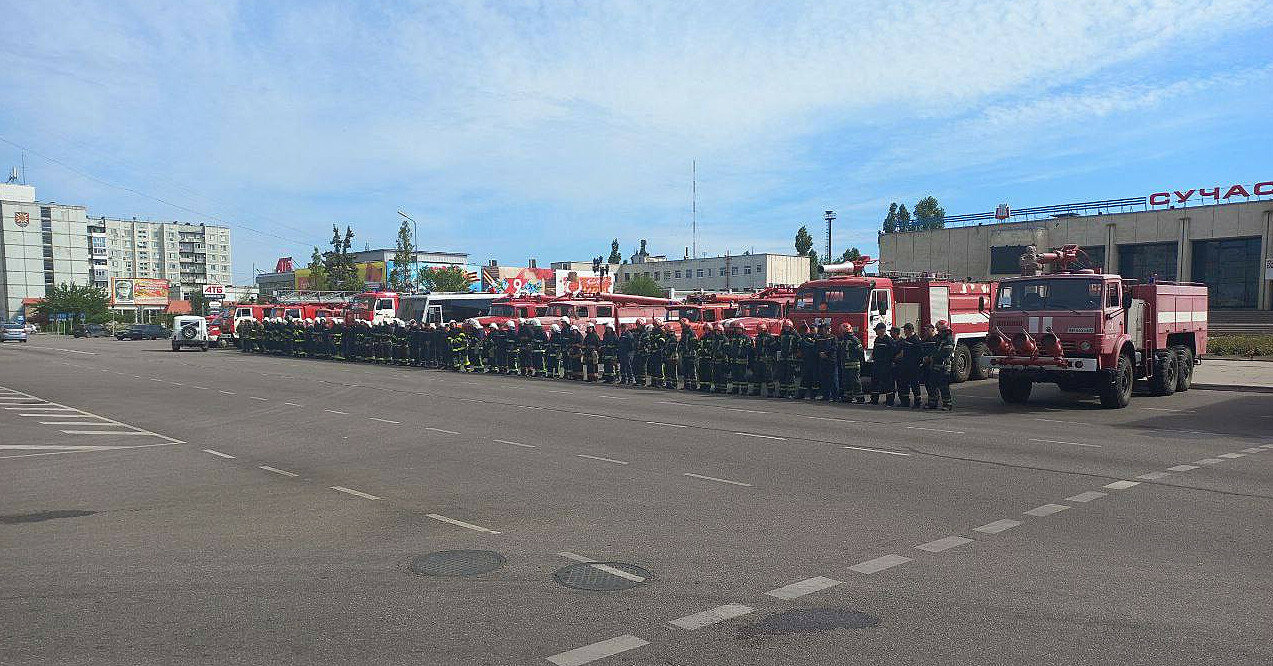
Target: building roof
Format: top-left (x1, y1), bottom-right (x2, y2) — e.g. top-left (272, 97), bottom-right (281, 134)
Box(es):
top-left (165, 300), bottom-right (192, 314)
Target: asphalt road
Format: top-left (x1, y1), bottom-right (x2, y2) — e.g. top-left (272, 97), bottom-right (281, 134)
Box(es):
top-left (2, 335), bottom-right (1270, 665)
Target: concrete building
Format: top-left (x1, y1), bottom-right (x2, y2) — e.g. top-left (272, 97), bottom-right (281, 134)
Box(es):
top-left (879, 198), bottom-right (1273, 310)
top-left (98, 217), bottom-right (233, 301)
top-left (615, 240), bottom-right (809, 293)
top-left (352, 248), bottom-right (468, 266)
top-left (0, 183), bottom-right (92, 321)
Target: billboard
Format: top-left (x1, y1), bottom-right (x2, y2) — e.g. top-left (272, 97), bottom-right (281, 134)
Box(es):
top-left (111, 277), bottom-right (170, 306)
top-left (482, 266), bottom-right (555, 296)
top-left (294, 261), bottom-right (388, 290)
top-left (553, 270), bottom-right (614, 297)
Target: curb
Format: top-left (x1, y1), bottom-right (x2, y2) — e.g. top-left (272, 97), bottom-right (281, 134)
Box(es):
top-left (1191, 383), bottom-right (1273, 394)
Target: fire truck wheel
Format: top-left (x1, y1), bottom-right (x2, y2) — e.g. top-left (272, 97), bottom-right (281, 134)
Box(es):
top-left (1149, 352), bottom-right (1177, 396)
top-left (1100, 353), bottom-right (1134, 408)
top-left (951, 343), bottom-right (972, 384)
top-left (998, 371), bottom-right (1032, 404)
top-left (1173, 346), bottom-right (1193, 392)
top-left (967, 342), bottom-right (988, 380)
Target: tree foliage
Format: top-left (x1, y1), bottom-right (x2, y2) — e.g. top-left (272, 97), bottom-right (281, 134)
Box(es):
top-left (794, 226), bottom-right (813, 256)
top-left (836, 247), bottom-right (863, 263)
top-left (389, 220), bottom-right (415, 292)
top-left (607, 239), bottom-right (622, 265)
top-left (417, 265), bottom-right (472, 292)
top-left (896, 204), bottom-right (912, 233)
top-left (324, 225), bottom-right (362, 291)
top-left (39, 283), bottom-right (112, 324)
top-left (305, 247), bottom-right (329, 291)
top-left (616, 274), bottom-right (665, 297)
top-left (883, 202), bottom-right (898, 234)
top-left (914, 196), bottom-right (946, 230)
top-left (807, 249), bottom-right (821, 280)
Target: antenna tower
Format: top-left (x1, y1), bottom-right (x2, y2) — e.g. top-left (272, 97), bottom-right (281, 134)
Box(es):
top-left (691, 160), bottom-right (697, 259)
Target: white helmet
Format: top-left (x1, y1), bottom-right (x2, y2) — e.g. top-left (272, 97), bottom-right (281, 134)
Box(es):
top-left (505, 321), bottom-right (516, 329)
top-left (529, 318), bottom-right (541, 326)
top-left (559, 316), bottom-right (570, 324)
top-left (635, 318), bottom-right (646, 326)
top-left (550, 324), bottom-right (561, 333)
top-left (572, 325), bottom-right (583, 333)
top-left (604, 322), bottom-right (614, 329)
top-left (645, 323), bottom-right (654, 331)
top-left (488, 322), bottom-right (498, 330)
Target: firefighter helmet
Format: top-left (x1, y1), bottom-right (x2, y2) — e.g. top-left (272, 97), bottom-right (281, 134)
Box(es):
top-left (782, 319), bottom-right (794, 331)
top-left (550, 324), bottom-right (561, 333)
top-left (635, 318), bottom-right (646, 326)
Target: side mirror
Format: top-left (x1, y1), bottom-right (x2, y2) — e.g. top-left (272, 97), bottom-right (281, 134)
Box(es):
top-left (1121, 292), bottom-right (1132, 311)
top-left (978, 296), bottom-right (986, 312)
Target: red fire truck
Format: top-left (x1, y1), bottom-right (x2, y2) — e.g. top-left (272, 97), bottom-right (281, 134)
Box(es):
top-left (790, 257), bottom-right (994, 383)
top-left (720, 287), bottom-right (798, 336)
top-left (664, 293), bottom-right (746, 337)
top-left (542, 293), bottom-right (674, 330)
top-left (986, 245), bottom-right (1207, 408)
top-left (474, 295), bottom-right (557, 327)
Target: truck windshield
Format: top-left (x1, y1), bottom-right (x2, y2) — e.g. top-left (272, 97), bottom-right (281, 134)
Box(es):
top-left (794, 286), bottom-right (870, 313)
top-left (665, 308), bottom-right (698, 322)
top-left (738, 302), bottom-right (779, 318)
top-left (996, 278), bottom-right (1102, 311)
top-left (350, 296), bottom-right (375, 311)
top-left (489, 304), bottom-right (515, 317)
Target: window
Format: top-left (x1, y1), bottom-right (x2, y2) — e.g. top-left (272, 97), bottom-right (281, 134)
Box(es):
top-left (1192, 237), bottom-right (1261, 308)
top-left (1105, 282), bottom-right (1119, 309)
top-left (755, 264), bottom-right (762, 273)
top-left (696, 269), bottom-right (704, 278)
top-left (995, 278), bottom-right (1102, 311)
top-left (654, 271), bottom-right (660, 280)
top-left (718, 268), bottom-right (727, 276)
top-left (794, 286), bottom-right (872, 312)
top-left (675, 270), bottom-right (682, 278)
top-left (575, 306), bottom-right (591, 318)
top-left (731, 266), bottom-right (738, 275)
top-left (597, 306), bottom-right (613, 317)
top-left (743, 266), bottom-right (751, 275)
top-left (1117, 242), bottom-right (1177, 283)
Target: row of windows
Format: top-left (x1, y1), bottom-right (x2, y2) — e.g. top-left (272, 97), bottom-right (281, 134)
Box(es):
top-left (621, 264), bottom-right (766, 281)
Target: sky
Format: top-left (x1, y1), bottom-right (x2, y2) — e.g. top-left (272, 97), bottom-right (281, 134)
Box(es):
top-left (2, 1), bottom-right (1271, 284)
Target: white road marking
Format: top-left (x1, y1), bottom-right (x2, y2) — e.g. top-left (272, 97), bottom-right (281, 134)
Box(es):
top-left (324, 409), bottom-right (348, 415)
top-left (764, 576), bottom-right (843, 600)
top-left (804, 415), bottom-right (859, 423)
top-left (0, 444), bottom-right (133, 451)
top-left (722, 407), bottom-right (769, 414)
top-left (907, 426), bottom-right (965, 434)
top-left (1240, 447), bottom-right (1264, 454)
top-left (192, 386), bottom-right (209, 390)
top-left (1135, 471), bottom-right (1172, 480)
top-left (149, 378), bottom-right (163, 382)
top-left (646, 421), bottom-right (688, 428)
top-left (915, 536), bottom-right (973, 553)
top-left (558, 552), bottom-right (648, 582)
top-left (494, 439), bottom-right (536, 448)
top-left (1035, 418), bottom-right (1095, 426)
top-left (1024, 504), bottom-right (1070, 517)
top-left (368, 417), bottom-right (401, 424)
top-left (683, 473), bottom-right (752, 487)
top-left (974, 519), bottom-right (1022, 534)
top-left (669, 604), bottom-right (754, 630)
top-left (1194, 458), bottom-right (1224, 464)
top-left (843, 445), bottom-right (911, 456)
top-left (577, 413), bottom-right (612, 419)
top-left (425, 427), bottom-right (460, 435)
top-left (1029, 438), bottom-right (1101, 448)
top-left (1261, 444), bottom-right (1273, 449)
top-left (19, 413), bottom-right (97, 418)
top-left (202, 448), bottom-right (236, 459)
top-left (576, 454), bottom-right (628, 465)
top-left (5, 406), bottom-right (72, 410)
top-left (735, 432), bottom-right (786, 441)
top-left (1167, 465), bottom-right (1200, 472)
top-left (38, 421), bottom-right (116, 425)
top-left (250, 396), bottom-right (268, 401)
top-left (1141, 407), bottom-right (1193, 412)
top-left (60, 430), bottom-right (153, 436)
top-left (169, 382), bottom-right (184, 386)
top-left (1065, 491), bottom-right (1108, 503)
top-left (426, 513), bottom-right (500, 534)
top-left (1218, 453), bottom-right (1245, 459)
top-left (283, 402), bottom-right (303, 407)
top-left (545, 635), bottom-right (649, 666)
top-left (850, 554), bottom-right (912, 574)
top-left (1103, 480), bottom-right (1141, 489)
top-left (547, 389), bottom-right (574, 394)
top-left (219, 390), bottom-right (236, 395)
top-left (330, 486), bottom-right (382, 500)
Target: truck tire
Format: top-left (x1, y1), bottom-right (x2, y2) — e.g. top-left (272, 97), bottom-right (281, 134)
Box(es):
top-left (1100, 353), bottom-right (1134, 409)
top-left (967, 341), bottom-right (988, 380)
top-left (1174, 346), bottom-right (1193, 392)
top-left (201, 342), bottom-right (209, 352)
top-left (998, 371), bottom-right (1032, 404)
top-left (1148, 352), bottom-right (1177, 396)
top-left (951, 342), bottom-right (973, 384)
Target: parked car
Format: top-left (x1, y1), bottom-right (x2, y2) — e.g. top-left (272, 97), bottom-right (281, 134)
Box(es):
top-left (116, 324), bottom-right (169, 340)
top-left (2, 322), bottom-right (28, 343)
top-left (73, 324), bottom-right (110, 338)
top-left (171, 316), bottom-right (210, 352)
top-left (24, 323), bottom-right (38, 334)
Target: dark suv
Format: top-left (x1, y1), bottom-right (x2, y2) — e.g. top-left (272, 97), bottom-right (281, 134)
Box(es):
top-left (116, 324), bottom-right (169, 340)
top-left (73, 324), bottom-right (110, 338)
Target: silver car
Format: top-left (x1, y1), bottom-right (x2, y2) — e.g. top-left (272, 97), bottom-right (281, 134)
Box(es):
top-left (1, 322), bottom-right (28, 342)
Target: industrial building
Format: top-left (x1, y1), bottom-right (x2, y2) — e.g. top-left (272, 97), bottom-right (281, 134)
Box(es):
top-left (99, 217), bottom-right (233, 301)
top-left (0, 183), bottom-right (93, 321)
top-left (615, 240), bottom-right (809, 293)
top-left (879, 196), bottom-right (1272, 310)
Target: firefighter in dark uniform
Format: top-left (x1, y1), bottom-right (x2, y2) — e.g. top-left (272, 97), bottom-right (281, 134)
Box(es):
top-left (678, 323), bottom-right (699, 391)
top-left (566, 325), bottom-right (585, 380)
top-left (813, 322), bottom-right (839, 401)
top-left (896, 322), bottom-right (924, 407)
top-left (696, 325), bottom-right (715, 392)
top-left (838, 323), bottom-right (865, 403)
top-left (870, 322), bottom-right (897, 405)
top-left (546, 324), bottom-right (564, 378)
top-left (631, 320), bottom-right (648, 387)
top-left (646, 322), bottom-right (665, 388)
top-left (237, 319), bottom-right (253, 353)
top-left (752, 326), bottom-right (777, 397)
top-left (481, 323), bottom-right (497, 372)
top-left (618, 323), bottom-right (636, 385)
top-left (775, 320), bottom-right (800, 398)
top-left (448, 322), bottom-right (468, 371)
top-left (925, 320), bottom-right (955, 410)
top-left (710, 323), bottom-right (731, 393)
top-left (582, 323), bottom-right (601, 382)
top-left (407, 320), bottom-right (422, 365)
top-left (601, 323), bottom-right (619, 383)
top-left (797, 323), bottom-right (819, 399)
top-left (529, 320), bottom-right (548, 376)
top-left (293, 319), bottom-right (308, 357)
top-left (516, 320), bottom-right (533, 376)
top-left (726, 323), bottom-right (752, 395)
top-left (661, 325), bottom-right (680, 389)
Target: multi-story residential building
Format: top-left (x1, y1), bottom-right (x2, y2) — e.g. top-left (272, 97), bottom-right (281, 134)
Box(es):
top-left (614, 240), bottom-right (809, 293)
top-left (98, 217), bottom-right (233, 300)
top-left (0, 183), bottom-right (92, 321)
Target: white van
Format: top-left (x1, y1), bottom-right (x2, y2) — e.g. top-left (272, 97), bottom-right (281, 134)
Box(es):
top-left (171, 315), bottom-right (210, 352)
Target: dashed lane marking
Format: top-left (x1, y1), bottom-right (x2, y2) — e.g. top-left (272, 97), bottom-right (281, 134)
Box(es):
top-left (576, 454), bottom-right (628, 465)
top-left (1218, 453), bottom-right (1245, 459)
top-left (558, 552), bottom-right (648, 582)
top-left (249, 396), bottom-right (268, 401)
top-left (1103, 480), bottom-right (1140, 490)
top-left (914, 536), bottom-right (973, 553)
top-left (283, 402), bottom-right (303, 407)
top-left (545, 635), bottom-right (649, 666)
top-left (494, 439), bottom-right (536, 448)
top-left (1195, 458), bottom-right (1224, 464)
top-left (646, 421), bottom-right (688, 428)
top-left (202, 448), bottom-right (236, 459)
top-left (367, 417), bottom-right (401, 424)
top-left (907, 425), bottom-right (965, 434)
top-left (1135, 471), bottom-right (1172, 480)
top-left (1030, 438), bottom-right (1101, 448)
top-left (219, 390), bottom-right (236, 395)
top-left (1167, 464), bottom-right (1200, 472)
top-left (260, 465), bottom-right (299, 477)
top-left (849, 554), bottom-right (912, 574)
top-left (38, 421), bottom-right (118, 425)
top-left (1065, 491), bottom-right (1108, 503)
top-left (0, 444), bottom-right (134, 451)
top-left (426, 513), bottom-right (501, 534)
top-left (19, 413), bottom-right (98, 418)
top-left (974, 519), bottom-right (1022, 534)
top-left (59, 430), bottom-right (154, 436)
top-left (1240, 447), bottom-right (1265, 454)
top-left (4, 406), bottom-right (73, 410)
top-left (804, 415), bottom-right (860, 423)
top-left (169, 382), bottom-right (184, 386)
top-left (330, 486), bottom-right (382, 500)
top-left (668, 604), bottom-right (754, 630)
top-left (735, 432), bottom-right (786, 441)
top-left (764, 576), bottom-right (843, 600)
top-left (843, 445), bottom-right (911, 456)
top-left (324, 409), bottom-right (348, 415)
top-left (192, 386), bottom-right (209, 390)
top-left (683, 473), bottom-right (752, 487)
top-left (577, 413), bottom-right (612, 419)
top-left (1024, 503), bottom-right (1070, 517)
top-left (425, 427), bottom-right (461, 435)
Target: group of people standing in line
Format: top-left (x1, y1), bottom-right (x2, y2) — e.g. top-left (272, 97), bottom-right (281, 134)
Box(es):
top-left (235, 315), bottom-right (957, 410)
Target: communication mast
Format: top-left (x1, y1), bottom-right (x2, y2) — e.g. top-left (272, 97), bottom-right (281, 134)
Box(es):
top-left (691, 160), bottom-right (697, 259)
top-left (823, 210), bottom-right (836, 262)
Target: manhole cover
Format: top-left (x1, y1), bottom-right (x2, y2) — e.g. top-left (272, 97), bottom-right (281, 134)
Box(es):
top-left (552, 561), bottom-right (650, 591)
top-left (0, 510), bottom-right (96, 525)
top-left (739, 608), bottom-right (880, 637)
top-left (408, 550), bottom-right (506, 577)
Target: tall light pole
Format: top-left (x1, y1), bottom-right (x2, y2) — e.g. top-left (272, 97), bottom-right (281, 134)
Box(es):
top-left (824, 210), bottom-right (836, 263)
top-left (397, 210), bottom-right (418, 291)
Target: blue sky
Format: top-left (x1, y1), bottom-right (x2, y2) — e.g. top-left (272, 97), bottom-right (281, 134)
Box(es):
top-left (2, 1), bottom-right (1271, 284)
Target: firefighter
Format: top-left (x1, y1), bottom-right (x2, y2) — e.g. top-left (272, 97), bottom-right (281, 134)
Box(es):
top-left (678, 323), bottom-right (699, 391)
top-left (895, 322), bottom-right (924, 407)
top-left (838, 323), bottom-right (865, 403)
top-left (406, 320), bottom-right (421, 365)
top-left (662, 325), bottom-right (681, 389)
top-left (711, 323), bottom-right (731, 393)
top-left (546, 323), bottom-right (563, 378)
top-left (393, 320), bottom-right (408, 364)
top-left (774, 320), bottom-right (800, 398)
top-left (448, 321), bottom-right (467, 371)
top-left (583, 323), bottom-right (601, 382)
top-left (236, 318), bottom-right (252, 353)
top-left (815, 321), bottom-right (840, 401)
top-left (797, 323), bottom-right (819, 399)
top-left (752, 326), bottom-right (777, 397)
top-left (566, 325), bottom-right (585, 381)
top-left (528, 319), bottom-right (546, 376)
top-left (294, 319), bottom-right (309, 357)
top-left (925, 320), bottom-right (955, 410)
top-left (696, 324), bottom-right (716, 392)
top-left (305, 319), bottom-right (319, 357)
top-left (514, 319), bottom-right (531, 376)
top-left (631, 319), bottom-right (648, 386)
top-left (601, 323), bottom-right (620, 384)
top-left (618, 323), bottom-right (636, 385)
top-left (870, 322), bottom-right (897, 405)
top-left (645, 322), bottom-right (665, 388)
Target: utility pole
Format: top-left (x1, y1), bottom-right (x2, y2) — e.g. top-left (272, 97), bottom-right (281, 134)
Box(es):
top-left (824, 210), bottom-right (836, 264)
top-left (692, 160), bottom-right (697, 260)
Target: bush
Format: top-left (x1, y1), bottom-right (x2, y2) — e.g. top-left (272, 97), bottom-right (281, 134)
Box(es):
top-left (1208, 335), bottom-right (1273, 357)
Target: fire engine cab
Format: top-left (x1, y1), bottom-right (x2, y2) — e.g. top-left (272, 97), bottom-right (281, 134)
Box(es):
top-left (664, 293), bottom-right (745, 337)
top-left (720, 287), bottom-right (798, 336)
top-left (986, 245), bottom-right (1207, 408)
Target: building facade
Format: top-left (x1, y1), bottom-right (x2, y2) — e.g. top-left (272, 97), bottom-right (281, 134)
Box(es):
top-left (616, 250), bottom-right (809, 293)
top-left (99, 217), bottom-right (233, 300)
top-left (879, 199), bottom-right (1273, 310)
top-left (0, 184), bottom-right (92, 321)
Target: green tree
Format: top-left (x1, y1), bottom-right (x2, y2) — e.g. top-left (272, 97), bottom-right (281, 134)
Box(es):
top-left (836, 247), bottom-right (863, 263)
top-left (389, 220), bottom-right (415, 291)
top-left (616, 274), bottom-right (665, 297)
top-left (808, 249), bottom-right (821, 280)
top-left (188, 289), bottom-right (208, 316)
top-left (794, 225), bottom-right (813, 256)
top-left (914, 196), bottom-right (946, 230)
top-left (896, 204), bottom-right (912, 233)
top-left (305, 247), bottom-right (329, 291)
top-left (39, 283), bottom-right (112, 325)
top-left (417, 265), bottom-right (472, 292)
top-left (607, 239), bottom-right (622, 265)
top-left (882, 202), bottom-right (898, 234)
top-left (324, 224), bottom-right (362, 291)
